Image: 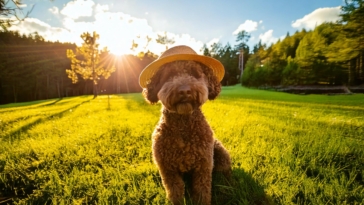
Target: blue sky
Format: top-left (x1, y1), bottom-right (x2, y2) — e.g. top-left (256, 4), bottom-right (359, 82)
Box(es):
top-left (8, 0), bottom-right (344, 55)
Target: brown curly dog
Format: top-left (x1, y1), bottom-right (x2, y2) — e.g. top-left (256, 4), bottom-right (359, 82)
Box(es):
top-left (142, 60), bottom-right (231, 205)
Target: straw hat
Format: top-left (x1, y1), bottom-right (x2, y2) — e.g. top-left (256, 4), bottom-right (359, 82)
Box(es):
top-left (139, 45), bottom-right (225, 88)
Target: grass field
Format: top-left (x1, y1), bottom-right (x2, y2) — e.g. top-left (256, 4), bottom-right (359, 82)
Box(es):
top-left (0, 86), bottom-right (363, 204)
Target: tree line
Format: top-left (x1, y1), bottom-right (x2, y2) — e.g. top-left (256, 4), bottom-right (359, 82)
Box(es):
top-left (0, 30), bottom-right (156, 104)
top-left (0, 0), bottom-right (362, 104)
top-left (201, 0), bottom-right (363, 87)
top-left (0, 31), bottom-right (75, 104)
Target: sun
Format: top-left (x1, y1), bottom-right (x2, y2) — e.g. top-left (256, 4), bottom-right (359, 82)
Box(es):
top-left (108, 45), bottom-right (131, 56)
top-left (101, 37), bottom-right (135, 56)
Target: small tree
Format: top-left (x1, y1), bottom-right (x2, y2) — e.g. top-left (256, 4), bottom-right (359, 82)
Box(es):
top-left (66, 31), bottom-right (115, 98)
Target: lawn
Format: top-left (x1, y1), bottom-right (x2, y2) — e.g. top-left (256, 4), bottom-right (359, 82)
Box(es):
top-left (0, 86), bottom-right (363, 204)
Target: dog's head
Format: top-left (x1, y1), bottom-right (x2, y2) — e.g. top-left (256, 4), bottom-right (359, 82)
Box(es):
top-left (142, 60), bottom-right (221, 115)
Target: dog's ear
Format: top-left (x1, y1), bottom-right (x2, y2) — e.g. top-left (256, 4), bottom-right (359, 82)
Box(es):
top-left (142, 87), bottom-right (159, 104)
top-left (200, 64), bottom-right (221, 100)
top-left (207, 75), bottom-right (221, 100)
top-left (142, 70), bottom-right (162, 104)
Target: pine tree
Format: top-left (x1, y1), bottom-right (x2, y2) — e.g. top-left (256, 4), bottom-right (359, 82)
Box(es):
top-left (234, 30), bottom-right (250, 52)
top-left (202, 44), bottom-right (211, 57)
top-left (340, 0), bottom-right (364, 84)
top-left (66, 31), bottom-right (115, 98)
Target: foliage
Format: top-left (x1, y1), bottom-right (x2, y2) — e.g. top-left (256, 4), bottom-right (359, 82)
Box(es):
top-left (341, 0), bottom-right (364, 53)
top-left (282, 57), bottom-right (301, 85)
top-left (242, 55), bottom-right (266, 86)
top-left (0, 0), bottom-right (34, 29)
top-left (155, 32), bottom-right (175, 50)
top-left (0, 86), bottom-right (363, 204)
top-left (203, 31), bottom-right (250, 86)
top-left (131, 35), bottom-right (159, 59)
top-left (239, 2), bottom-right (364, 87)
top-left (235, 30), bottom-right (250, 51)
top-left (66, 32), bottom-right (116, 98)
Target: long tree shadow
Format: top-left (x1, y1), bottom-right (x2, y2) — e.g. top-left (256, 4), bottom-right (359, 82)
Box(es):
top-left (0, 99), bottom-right (64, 114)
top-left (0, 99), bottom-right (65, 128)
top-left (2, 98), bottom-right (93, 141)
top-left (43, 98), bottom-right (63, 106)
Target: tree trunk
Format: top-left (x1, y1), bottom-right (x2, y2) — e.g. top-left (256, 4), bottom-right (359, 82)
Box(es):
top-left (114, 73), bottom-right (117, 93)
top-left (93, 83), bottom-right (97, 98)
top-left (46, 74), bottom-right (49, 99)
top-left (56, 78), bottom-right (60, 98)
top-left (116, 69), bottom-right (120, 93)
top-left (33, 77), bottom-right (38, 100)
top-left (0, 78), bottom-right (3, 104)
top-left (348, 60), bottom-right (355, 85)
top-left (13, 84), bottom-right (17, 103)
top-left (91, 49), bottom-right (97, 98)
top-left (360, 52), bottom-right (364, 84)
top-left (84, 81), bottom-right (88, 95)
top-left (61, 77), bottom-right (64, 97)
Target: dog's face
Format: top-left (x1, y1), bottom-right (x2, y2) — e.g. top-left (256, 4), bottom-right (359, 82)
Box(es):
top-left (143, 60), bottom-right (221, 115)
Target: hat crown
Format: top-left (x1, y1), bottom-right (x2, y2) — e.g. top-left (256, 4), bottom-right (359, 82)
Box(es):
top-left (159, 45), bottom-right (197, 59)
top-left (139, 45), bottom-right (224, 88)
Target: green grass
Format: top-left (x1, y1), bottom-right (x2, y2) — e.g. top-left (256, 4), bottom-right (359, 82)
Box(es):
top-left (0, 86), bottom-right (363, 204)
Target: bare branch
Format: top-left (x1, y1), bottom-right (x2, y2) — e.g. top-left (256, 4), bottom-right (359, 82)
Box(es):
top-left (0, 0), bottom-right (35, 29)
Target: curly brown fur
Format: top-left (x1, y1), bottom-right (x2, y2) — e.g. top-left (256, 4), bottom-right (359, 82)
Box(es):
top-left (143, 60), bottom-right (231, 205)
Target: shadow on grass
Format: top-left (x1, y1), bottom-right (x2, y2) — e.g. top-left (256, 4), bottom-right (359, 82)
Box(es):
top-left (0, 99), bottom-right (64, 114)
top-left (2, 98), bottom-right (93, 141)
top-left (43, 98), bottom-right (63, 106)
top-left (1, 99), bottom-right (66, 128)
top-left (182, 168), bottom-right (273, 205)
top-left (214, 168), bottom-right (273, 205)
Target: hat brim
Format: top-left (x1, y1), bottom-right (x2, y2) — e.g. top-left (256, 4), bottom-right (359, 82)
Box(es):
top-left (139, 54), bottom-right (225, 88)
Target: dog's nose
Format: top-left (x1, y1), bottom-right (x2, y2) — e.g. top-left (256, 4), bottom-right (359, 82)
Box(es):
top-left (178, 85), bottom-right (191, 98)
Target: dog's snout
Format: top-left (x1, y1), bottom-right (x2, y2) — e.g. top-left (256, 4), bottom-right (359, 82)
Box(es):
top-left (178, 85), bottom-right (191, 98)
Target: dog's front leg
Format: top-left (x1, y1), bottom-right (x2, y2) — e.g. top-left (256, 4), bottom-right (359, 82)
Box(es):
top-left (191, 162), bottom-right (213, 205)
top-left (213, 139), bottom-right (232, 179)
top-left (159, 169), bottom-right (185, 205)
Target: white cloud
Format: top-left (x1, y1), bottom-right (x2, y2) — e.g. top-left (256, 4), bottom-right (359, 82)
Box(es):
top-left (8, 17), bottom-right (73, 43)
top-left (49, 6), bottom-right (59, 14)
top-left (233, 20), bottom-right (258, 35)
top-left (173, 33), bottom-right (203, 51)
top-left (206, 38), bottom-right (219, 48)
top-left (60, 0), bottom-right (95, 19)
top-left (292, 6), bottom-right (341, 30)
top-left (9, 1), bottom-right (206, 56)
top-left (259, 30), bottom-right (278, 45)
top-left (61, 3), bottom-right (206, 55)
top-left (95, 4), bottom-right (109, 14)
